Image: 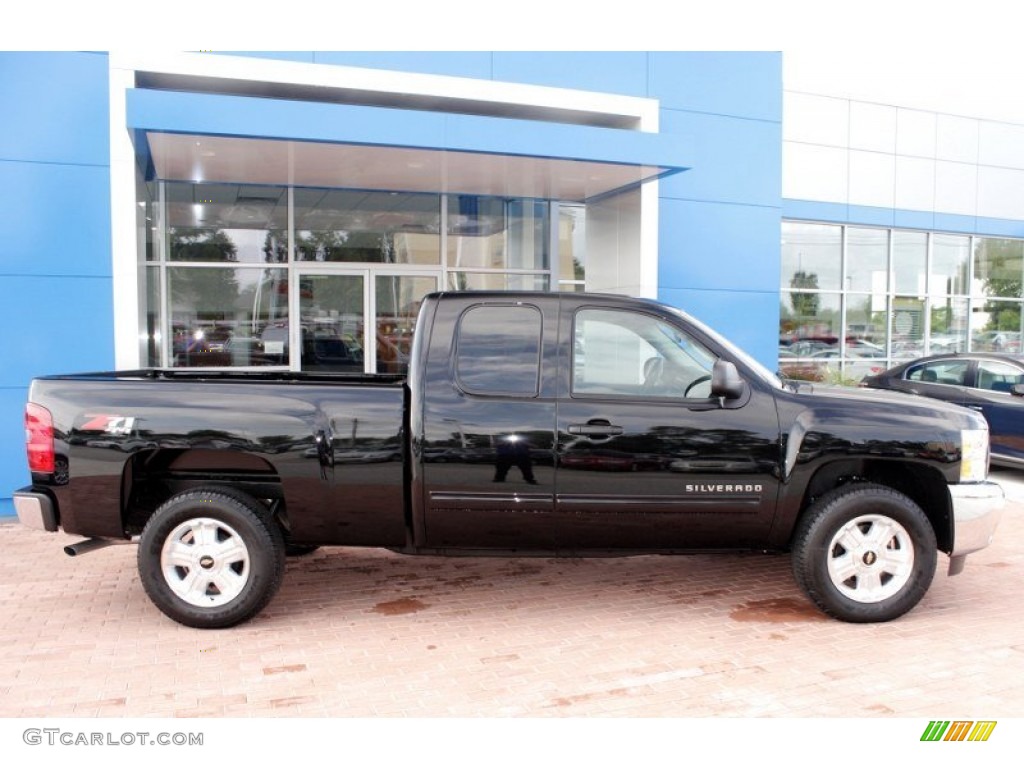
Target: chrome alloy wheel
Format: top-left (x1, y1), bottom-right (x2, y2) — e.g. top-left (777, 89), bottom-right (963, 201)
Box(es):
top-left (160, 517), bottom-right (251, 607)
top-left (826, 514), bottom-right (915, 603)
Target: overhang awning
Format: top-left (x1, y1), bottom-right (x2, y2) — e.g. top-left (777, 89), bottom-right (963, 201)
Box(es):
top-left (128, 89), bottom-right (690, 202)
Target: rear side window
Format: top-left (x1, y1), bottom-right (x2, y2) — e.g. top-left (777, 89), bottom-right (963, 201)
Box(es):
top-left (905, 360), bottom-right (969, 386)
top-left (455, 305), bottom-right (542, 396)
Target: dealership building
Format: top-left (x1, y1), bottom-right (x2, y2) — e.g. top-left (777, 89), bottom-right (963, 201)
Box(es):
top-left (3, 50), bottom-right (1024, 511)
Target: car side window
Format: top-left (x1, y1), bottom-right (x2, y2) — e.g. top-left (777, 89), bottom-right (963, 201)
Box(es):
top-left (976, 360), bottom-right (1024, 393)
top-left (455, 305), bottom-right (542, 397)
top-left (572, 308), bottom-right (716, 398)
top-left (905, 360), bottom-right (969, 386)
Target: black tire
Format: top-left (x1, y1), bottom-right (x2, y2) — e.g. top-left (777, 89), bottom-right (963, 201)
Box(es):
top-left (285, 543), bottom-right (320, 557)
top-left (791, 483), bottom-right (937, 623)
top-left (138, 488), bottom-right (286, 629)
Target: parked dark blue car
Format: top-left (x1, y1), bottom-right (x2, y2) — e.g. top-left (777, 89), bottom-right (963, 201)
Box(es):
top-left (861, 353), bottom-right (1024, 468)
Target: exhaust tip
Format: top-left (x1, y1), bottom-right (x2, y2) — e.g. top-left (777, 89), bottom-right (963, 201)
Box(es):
top-left (64, 538), bottom-right (115, 557)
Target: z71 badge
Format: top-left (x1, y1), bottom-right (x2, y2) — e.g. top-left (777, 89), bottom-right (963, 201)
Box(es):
top-left (79, 415), bottom-right (137, 435)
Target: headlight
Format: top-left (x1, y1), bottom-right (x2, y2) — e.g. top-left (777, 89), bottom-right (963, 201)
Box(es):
top-left (960, 429), bottom-right (990, 483)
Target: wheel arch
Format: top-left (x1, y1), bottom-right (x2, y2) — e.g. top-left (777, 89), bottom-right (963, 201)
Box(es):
top-left (789, 459), bottom-right (953, 554)
top-left (122, 448), bottom-right (287, 537)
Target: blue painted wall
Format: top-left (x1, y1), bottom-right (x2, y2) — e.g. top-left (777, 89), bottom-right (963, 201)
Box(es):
top-left (0, 52), bottom-right (114, 508)
top-left (222, 51), bottom-right (785, 365)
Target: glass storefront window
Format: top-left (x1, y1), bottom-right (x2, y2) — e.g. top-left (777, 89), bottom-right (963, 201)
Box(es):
top-left (144, 266), bottom-right (162, 367)
top-left (973, 237), bottom-right (1024, 299)
top-left (931, 234), bottom-right (970, 295)
top-left (294, 189), bottom-right (441, 264)
top-left (781, 223), bottom-right (1024, 381)
top-left (892, 231), bottom-right (927, 294)
top-left (447, 272), bottom-right (550, 292)
top-left (929, 297), bottom-right (968, 354)
top-left (779, 291), bottom-right (841, 381)
top-left (168, 267), bottom-right (288, 367)
top-left (165, 183), bottom-right (289, 264)
top-left (375, 275), bottom-right (437, 374)
top-left (146, 181), bottom-right (576, 369)
top-left (845, 294), bottom-right (888, 352)
top-left (781, 222), bottom-right (841, 292)
top-left (971, 299), bottom-right (1023, 352)
top-left (558, 204), bottom-right (586, 291)
top-left (890, 296), bottom-right (926, 360)
top-left (446, 196), bottom-right (549, 272)
top-left (845, 227), bottom-right (888, 293)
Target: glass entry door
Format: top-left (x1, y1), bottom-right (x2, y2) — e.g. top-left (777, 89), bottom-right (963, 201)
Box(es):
top-left (296, 270), bottom-right (438, 374)
top-left (297, 272), bottom-right (367, 373)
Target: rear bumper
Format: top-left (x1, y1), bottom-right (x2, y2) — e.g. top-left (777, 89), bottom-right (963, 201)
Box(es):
top-left (947, 481), bottom-right (1003, 573)
top-left (13, 488), bottom-right (58, 532)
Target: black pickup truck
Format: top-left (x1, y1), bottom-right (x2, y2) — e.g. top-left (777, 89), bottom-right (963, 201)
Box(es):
top-left (14, 292), bottom-right (1003, 628)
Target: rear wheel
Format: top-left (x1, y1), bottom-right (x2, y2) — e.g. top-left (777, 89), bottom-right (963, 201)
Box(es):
top-left (791, 483), bottom-right (936, 622)
top-left (138, 488), bottom-right (285, 628)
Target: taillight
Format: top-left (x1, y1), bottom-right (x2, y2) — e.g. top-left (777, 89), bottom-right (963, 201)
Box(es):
top-left (26, 403), bottom-right (55, 474)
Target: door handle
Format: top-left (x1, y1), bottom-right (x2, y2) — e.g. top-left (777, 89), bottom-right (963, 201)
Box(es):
top-left (567, 422), bottom-right (624, 437)
top-left (966, 405), bottom-right (984, 411)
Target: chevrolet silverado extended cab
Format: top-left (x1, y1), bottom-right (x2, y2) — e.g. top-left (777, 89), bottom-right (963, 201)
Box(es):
top-left (14, 292), bottom-right (1004, 628)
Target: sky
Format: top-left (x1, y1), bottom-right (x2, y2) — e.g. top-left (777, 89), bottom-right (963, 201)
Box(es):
top-left (5, 1), bottom-right (1023, 125)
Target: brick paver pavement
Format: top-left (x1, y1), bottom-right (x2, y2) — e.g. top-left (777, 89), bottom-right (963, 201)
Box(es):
top-left (1, 472), bottom-right (1022, 718)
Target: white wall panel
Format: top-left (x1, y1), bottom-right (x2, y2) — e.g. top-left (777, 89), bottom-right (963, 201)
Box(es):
top-left (895, 156), bottom-right (935, 211)
top-left (936, 114), bottom-right (978, 163)
top-left (849, 102), bottom-right (895, 153)
top-left (783, 141), bottom-right (848, 203)
top-left (934, 161), bottom-right (978, 217)
top-left (783, 92), bottom-right (849, 146)
top-left (849, 150), bottom-right (895, 208)
top-left (979, 120), bottom-right (1024, 170)
top-left (896, 108), bottom-right (936, 158)
top-left (977, 165), bottom-right (1024, 219)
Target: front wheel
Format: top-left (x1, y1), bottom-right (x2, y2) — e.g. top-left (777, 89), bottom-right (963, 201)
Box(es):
top-left (791, 483), bottom-right (937, 623)
top-left (138, 488), bottom-right (286, 628)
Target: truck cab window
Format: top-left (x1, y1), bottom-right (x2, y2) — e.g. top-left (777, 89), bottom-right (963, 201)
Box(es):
top-left (572, 309), bottom-right (716, 398)
top-left (455, 305), bottom-right (542, 396)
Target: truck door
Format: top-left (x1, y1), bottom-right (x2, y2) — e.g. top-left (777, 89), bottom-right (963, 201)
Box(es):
top-left (418, 298), bottom-right (559, 549)
top-left (554, 300), bottom-right (781, 551)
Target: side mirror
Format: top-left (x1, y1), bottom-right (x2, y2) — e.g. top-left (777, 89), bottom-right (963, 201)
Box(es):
top-left (1011, 384), bottom-right (1024, 397)
top-left (711, 359), bottom-right (744, 400)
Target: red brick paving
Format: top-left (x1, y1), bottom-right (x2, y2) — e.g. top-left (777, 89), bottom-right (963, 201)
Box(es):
top-left (1, 472), bottom-right (1022, 718)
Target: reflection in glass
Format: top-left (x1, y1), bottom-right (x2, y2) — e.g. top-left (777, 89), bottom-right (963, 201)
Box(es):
top-left (299, 274), bottom-right (365, 372)
top-left (294, 189), bottom-right (440, 264)
top-left (890, 296), bottom-right (926, 360)
top-left (455, 306), bottom-right (541, 396)
top-left (846, 227), bottom-right (888, 293)
top-left (929, 297), bottom-right (968, 354)
top-left (779, 292), bottom-right (842, 381)
top-left (781, 222), bottom-right (841, 292)
top-left (892, 231), bottom-right (926, 294)
top-left (447, 272), bottom-right (550, 292)
top-left (144, 267), bottom-right (162, 367)
top-left (165, 182), bottom-right (288, 264)
top-left (845, 294), bottom-right (888, 351)
top-left (931, 234), bottom-right (970, 295)
top-left (973, 237), bottom-right (1024, 299)
top-left (169, 267), bottom-right (288, 367)
top-left (572, 309), bottom-right (715, 398)
top-left (375, 275), bottom-right (436, 374)
top-left (446, 196), bottom-right (549, 271)
top-left (558, 204), bottom-right (586, 290)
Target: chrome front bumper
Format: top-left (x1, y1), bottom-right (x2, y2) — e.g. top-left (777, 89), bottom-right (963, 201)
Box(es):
top-left (947, 481), bottom-right (1004, 575)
